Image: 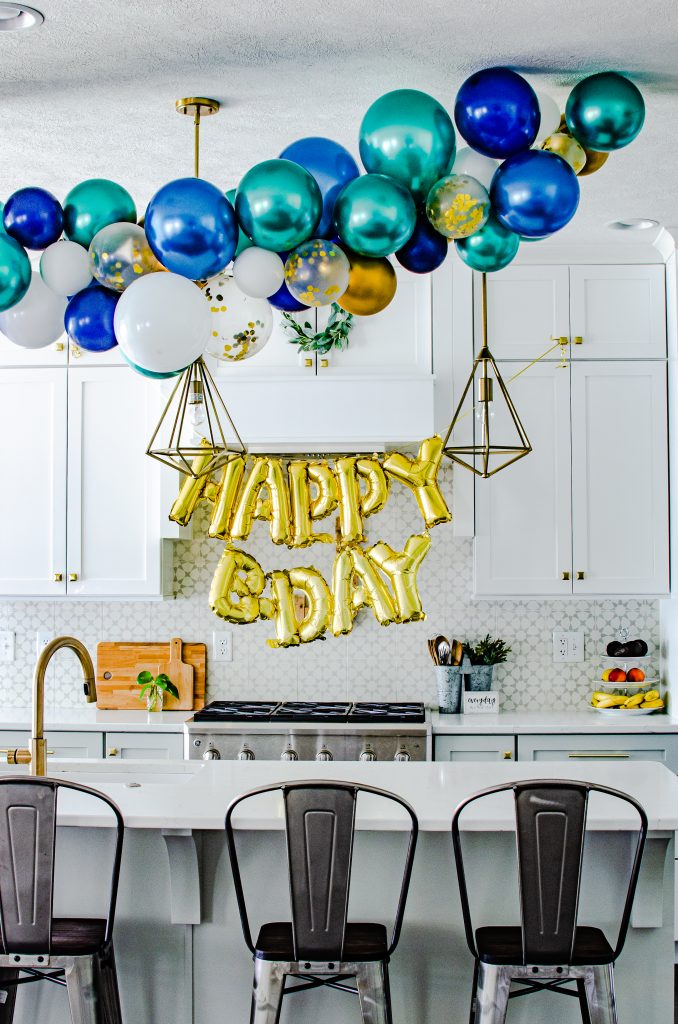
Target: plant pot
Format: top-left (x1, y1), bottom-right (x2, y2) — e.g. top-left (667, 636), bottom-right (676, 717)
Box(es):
top-left (146, 686), bottom-right (164, 712)
top-left (467, 665), bottom-right (494, 692)
top-left (435, 666), bottom-right (463, 714)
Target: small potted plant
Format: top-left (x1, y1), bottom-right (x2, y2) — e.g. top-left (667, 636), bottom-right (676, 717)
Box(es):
top-left (463, 635), bottom-right (511, 692)
top-left (137, 671), bottom-right (179, 712)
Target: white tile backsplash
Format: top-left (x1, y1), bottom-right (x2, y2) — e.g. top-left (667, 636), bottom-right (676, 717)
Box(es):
top-left (0, 465), bottom-right (659, 710)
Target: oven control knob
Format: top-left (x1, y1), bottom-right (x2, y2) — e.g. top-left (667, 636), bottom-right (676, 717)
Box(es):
top-left (202, 747), bottom-right (220, 760)
top-left (281, 748), bottom-right (298, 761)
top-left (237, 746), bottom-right (255, 761)
top-left (394, 748), bottom-right (411, 762)
top-left (359, 748), bottom-right (377, 762)
top-left (316, 747), bottom-right (333, 762)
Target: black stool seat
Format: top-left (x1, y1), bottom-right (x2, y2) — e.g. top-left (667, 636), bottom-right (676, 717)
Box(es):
top-left (476, 924), bottom-right (615, 967)
top-left (255, 921), bottom-right (388, 962)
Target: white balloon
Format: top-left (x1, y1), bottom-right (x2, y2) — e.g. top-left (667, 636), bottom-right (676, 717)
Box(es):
top-left (203, 273), bottom-right (273, 362)
top-left (534, 91), bottom-right (562, 144)
top-left (0, 271), bottom-right (67, 349)
top-left (40, 240), bottom-right (92, 298)
top-left (233, 247), bottom-right (284, 299)
top-left (451, 148), bottom-right (499, 192)
top-left (114, 273), bottom-right (210, 374)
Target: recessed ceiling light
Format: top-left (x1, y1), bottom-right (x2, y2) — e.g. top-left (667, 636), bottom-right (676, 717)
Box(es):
top-left (0, 3), bottom-right (43, 31)
top-left (608, 218), bottom-right (660, 231)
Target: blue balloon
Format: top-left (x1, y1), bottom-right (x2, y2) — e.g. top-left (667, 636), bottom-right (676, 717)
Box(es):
top-left (490, 150), bottom-right (580, 237)
top-left (64, 284), bottom-right (119, 352)
top-left (4, 187), bottom-right (64, 250)
top-left (145, 177), bottom-right (237, 280)
top-left (455, 67), bottom-right (540, 158)
top-left (396, 213), bottom-right (448, 273)
top-left (268, 276), bottom-right (310, 312)
top-left (279, 137), bottom-right (360, 238)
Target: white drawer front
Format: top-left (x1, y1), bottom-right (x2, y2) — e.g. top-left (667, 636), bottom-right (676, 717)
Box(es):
top-left (434, 735), bottom-right (516, 762)
top-left (517, 733), bottom-right (678, 773)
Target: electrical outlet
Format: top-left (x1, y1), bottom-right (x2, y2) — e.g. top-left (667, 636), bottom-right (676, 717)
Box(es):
top-left (552, 630), bottom-right (585, 663)
top-left (36, 630), bottom-right (53, 657)
top-left (0, 631), bottom-right (14, 663)
top-left (212, 631), bottom-right (233, 662)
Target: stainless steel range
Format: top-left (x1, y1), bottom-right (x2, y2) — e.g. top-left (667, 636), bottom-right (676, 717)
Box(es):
top-left (185, 701), bottom-right (430, 762)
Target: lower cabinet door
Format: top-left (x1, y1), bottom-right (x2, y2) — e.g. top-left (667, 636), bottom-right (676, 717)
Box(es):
top-left (105, 732), bottom-right (184, 760)
top-left (0, 730), bottom-right (103, 760)
top-left (434, 735), bottom-right (516, 761)
top-left (517, 733), bottom-right (678, 772)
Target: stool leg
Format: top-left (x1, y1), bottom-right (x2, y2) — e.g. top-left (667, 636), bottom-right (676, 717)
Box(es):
top-left (474, 963), bottom-right (510, 1024)
top-left (469, 960), bottom-right (479, 1024)
top-left (250, 959), bottom-right (284, 1024)
top-left (65, 955), bottom-right (101, 1024)
top-left (583, 965), bottom-right (618, 1024)
top-left (356, 961), bottom-right (392, 1024)
top-left (95, 946), bottom-right (123, 1024)
top-left (577, 978), bottom-right (592, 1024)
top-left (0, 968), bottom-right (18, 1023)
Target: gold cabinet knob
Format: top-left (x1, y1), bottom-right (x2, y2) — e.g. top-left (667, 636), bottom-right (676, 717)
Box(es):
top-left (107, 748), bottom-right (119, 757)
top-left (304, 358), bottom-right (313, 368)
top-left (53, 572), bottom-right (63, 582)
top-left (561, 571), bottom-right (570, 581)
top-left (320, 358), bottom-right (329, 368)
top-left (503, 751), bottom-right (512, 759)
top-left (573, 335), bottom-right (583, 345)
top-left (576, 570), bottom-right (585, 580)
top-left (68, 573), bottom-right (78, 582)
top-left (54, 342), bottom-right (65, 352)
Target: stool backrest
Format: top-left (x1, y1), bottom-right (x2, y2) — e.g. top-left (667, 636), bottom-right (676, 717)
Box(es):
top-left (452, 779), bottom-right (647, 965)
top-left (0, 776), bottom-right (124, 954)
top-left (225, 780), bottom-right (418, 961)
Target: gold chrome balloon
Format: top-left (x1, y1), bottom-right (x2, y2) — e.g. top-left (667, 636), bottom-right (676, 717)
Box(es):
top-left (288, 566), bottom-right (332, 644)
top-left (334, 458), bottom-right (364, 544)
top-left (230, 458), bottom-right (291, 545)
top-left (288, 461), bottom-right (334, 547)
top-left (331, 546), bottom-right (397, 635)
top-left (208, 457), bottom-right (246, 540)
top-left (267, 571), bottom-right (300, 647)
top-left (369, 533), bottom-right (431, 623)
top-left (541, 132), bottom-right (587, 174)
top-left (356, 457), bottom-right (390, 517)
top-left (578, 148), bottom-right (610, 176)
top-left (337, 253), bottom-right (397, 317)
top-left (169, 442), bottom-right (218, 526)
top-left (383, 436), bottom-right (452, 528)
top-left (209, 547), bottom-right (266, 623)
top-left (89, 222), bottom-right (164, 292)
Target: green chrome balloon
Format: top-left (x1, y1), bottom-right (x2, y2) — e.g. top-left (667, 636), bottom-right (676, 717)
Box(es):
top-left (454, 214), bottom-right (520, 273)
top-left (359, 89), bottom-right (456, 202)
top-left (226, 189), bottom-right (253, 258)
top-left (63, 179), bottom-right (137, 247)
top-left (0, 234), bottom-right (31, 311)
top-left (121, 350), bottom-right (184, 379)
top-left (334, 174), bottom-right (416, 258)
top-left (235, 160), bottom-right (322, 252)
top-left (565, 72), bottom-right (645, 152)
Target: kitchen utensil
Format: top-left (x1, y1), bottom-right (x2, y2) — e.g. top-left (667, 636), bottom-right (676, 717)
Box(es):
top-left (451, 639), bottom-right (464, 666)
top-left (431, 634), bottom-right (451, 666)
top-left (96, 639), bottom-right (206, 710)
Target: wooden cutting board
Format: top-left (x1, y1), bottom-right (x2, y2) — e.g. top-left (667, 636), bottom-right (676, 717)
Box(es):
top-left (96, 639), bottom-right (206, 711)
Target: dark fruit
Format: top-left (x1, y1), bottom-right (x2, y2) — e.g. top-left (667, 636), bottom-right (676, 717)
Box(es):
top-left (606, 641), bottom-right (623, 656)
top-left (613, 639), bottom-right (648, 658)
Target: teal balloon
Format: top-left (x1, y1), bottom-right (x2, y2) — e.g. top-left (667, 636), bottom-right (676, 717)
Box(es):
top-left (235, 160), bottom-right (322, 252)
top-left (64, 179), bottom-right (137, 247)
top-left (455, 214), bottom-right (520, 273)
top-left (0, 234), bottom-right (31, 311)
top-left (121, 351), bottom-right (184, 379)
top-left (566, 72), bottom-right (645, 152)
top-left (226, 189), bottom-right (253, 258)
top-left (359, 89), bottom-right (456, 202)
top-left (334, 174), bottom-right (416, 258)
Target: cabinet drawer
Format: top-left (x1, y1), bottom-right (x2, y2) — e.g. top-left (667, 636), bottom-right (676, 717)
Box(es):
top-left (0, 730), bottom-right (103, 760)
top-left (517, 733), bottom-right (678, 772)
top-left (434, 735), bottom-right (516, 762)
top-left (105, 732), bottom-right (184, 760)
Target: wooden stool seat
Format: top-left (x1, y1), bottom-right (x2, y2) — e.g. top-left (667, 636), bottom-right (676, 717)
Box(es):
top-left (255, 921), bottom-right (389, 962)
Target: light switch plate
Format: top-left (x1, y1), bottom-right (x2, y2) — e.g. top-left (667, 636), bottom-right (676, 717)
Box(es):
top-left (552, 630), bottom-right (585, 663)
top-left (212, 631), bottom-right (232, 662)
top-left (0, 631), bottom-right (14, 663)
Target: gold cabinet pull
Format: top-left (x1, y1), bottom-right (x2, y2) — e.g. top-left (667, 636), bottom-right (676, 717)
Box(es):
top-left (55, 342), bottom-right (65, 352)
top-left (107, 748), bottom-right (119, 757)
top-left (576, 570), bottom-right (585, 580)
top-left (68, 573), bottom-right (78, 582)
top-left (320, 358), bottom-right (329, 368)
top-left (53, 573), bottom-right (63, 583)
top-left (573, 335), bottom-right (583, 345)
top-left (568, 752), bottom-right (630, 759)
top-left (561, 571), bottom-right (570, 581)
top-left (502, 750), bottom-right (512, 760)
top-left (304, 358), bottom-right (313, 368)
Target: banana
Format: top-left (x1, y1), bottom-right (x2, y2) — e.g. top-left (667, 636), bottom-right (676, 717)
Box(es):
top-left (641, 698), bottom-right (664, 709)
top-left (624, 693), bottom-right (645, 708)
top-left (643, 690), bottom-right (660, 702)
top-left (593, 695), bottom-right (627, 708)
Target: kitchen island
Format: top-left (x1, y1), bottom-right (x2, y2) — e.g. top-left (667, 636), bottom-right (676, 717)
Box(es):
top-left (5, 757), bottom-right (677, 1024)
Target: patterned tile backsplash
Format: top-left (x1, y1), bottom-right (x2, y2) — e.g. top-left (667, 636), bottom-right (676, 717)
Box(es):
top-left (0, 466), bottom-right (659, 710)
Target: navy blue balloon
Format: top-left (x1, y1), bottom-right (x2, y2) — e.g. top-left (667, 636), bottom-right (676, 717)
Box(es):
top-left (65, 284), bottom-right (119, 352)
top-left (491, 150), bottom-right (580, 237)
top-left (396, 213), bottom-right (448, 273)
top-left (268, 278), bottom-right (310, 312)
top-left (455, 67), bottom-right (540, 158)
top-left (3, 187), bottom-right (63, 250)
top-left (145, 177), bottom-right (237, 280)
top-left (279, 137), bottom-right (360, 238)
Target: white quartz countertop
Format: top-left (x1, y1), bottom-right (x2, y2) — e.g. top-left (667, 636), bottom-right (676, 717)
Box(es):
top-left (14, 758), bottom-right (678, 833)
top-left (0, 706), bottom-right (191, 732)
top-left (432, 710), bottom-right (678, 734)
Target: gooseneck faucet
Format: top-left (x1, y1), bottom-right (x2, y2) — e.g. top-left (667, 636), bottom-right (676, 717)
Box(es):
top-left (4, 636), bottom-right (96, 776)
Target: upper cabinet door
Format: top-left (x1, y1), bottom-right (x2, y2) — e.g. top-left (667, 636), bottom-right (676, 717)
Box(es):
top-left (571, 361), bottom-right (669, 595)
top-left (569, 265), bottom-right (666, 359)
top-left (315, 272), bottom-right (432, 377)
top-left (0, 368), bottom-right (67, 596)
top-left (474, 362), bottom-right (572, 596)
top-left (0, 332), bottom-right (68, 368)
top-left (481, 266), bottom-right (570, 361)
top-left (210, 310), bottom-right (317, 380)
top-left (66, 366), bottom-right (162, 597)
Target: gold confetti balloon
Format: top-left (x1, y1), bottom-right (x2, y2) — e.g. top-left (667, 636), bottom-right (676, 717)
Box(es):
top-left (541, 132), bottom-right (587, 174)
top-left (425, 174), bottom-right (490, 239)
top-left (88, 222), bottom-right (164, 292)
top-left (284, 239), bottom-right (350, 308)
top-left (202, 273), bottom-right (273, 362)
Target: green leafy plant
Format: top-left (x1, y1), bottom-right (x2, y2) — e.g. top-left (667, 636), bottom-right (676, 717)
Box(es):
top-left (282, 303), bottom-right (354, 354)
top-left (463, 634), bottom-right (512, 666)
top-left (137, 671), bottom-right (179, 709)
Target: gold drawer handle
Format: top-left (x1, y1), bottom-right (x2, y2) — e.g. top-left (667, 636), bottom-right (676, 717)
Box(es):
top-left (107, 748), bottom-right (119, 757)
top-left (503, 751), bottom-right (512, 760)
top-left (304, 358), bottom-right (313, 368)
top-left (568, 752), bottom-right (630, 759)
top-left (53, 573), bottom-right (63, 583)
top-left (55, 342), bottom-right (65, 352)
top-left (561, 571), bottom-right (570, 581)
top-left (320, 358), bottom-right (329, 368)
top-left (573, 335), bottom-right (583, 345)
top-left (68, 573), bottom-right (78, 582)
top-left (576, 570), bottom-right (585, 580)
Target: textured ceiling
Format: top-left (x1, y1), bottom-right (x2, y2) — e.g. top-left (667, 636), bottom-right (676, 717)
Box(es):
top-left (1, 0), bottom-right (677, 244)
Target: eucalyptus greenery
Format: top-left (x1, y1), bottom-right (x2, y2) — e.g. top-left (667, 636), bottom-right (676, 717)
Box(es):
top-left (282, 303), bottom-right (354, 354)
top-left (463, 635), bottom-right (512, 666)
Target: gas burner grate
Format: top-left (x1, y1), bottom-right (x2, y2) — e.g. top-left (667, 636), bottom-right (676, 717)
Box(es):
top-left (273, 702), bottom-right (352, 721)
top-left (193, 701), bottom-right (280, 722)
top-left (350, 702), bottom-right (426, 723)
top-left (192, 700), bottom-right (426, 724)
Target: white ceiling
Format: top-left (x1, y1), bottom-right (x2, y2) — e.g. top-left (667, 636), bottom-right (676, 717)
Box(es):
top-left (1, 0), bottom-right (677, 246)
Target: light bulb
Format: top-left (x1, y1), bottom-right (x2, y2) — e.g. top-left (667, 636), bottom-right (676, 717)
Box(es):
top-left (188, 378), bottom-right (206, 429)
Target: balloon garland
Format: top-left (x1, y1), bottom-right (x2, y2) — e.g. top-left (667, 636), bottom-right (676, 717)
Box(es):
top-left (0, 68), bottom-right (644, 366)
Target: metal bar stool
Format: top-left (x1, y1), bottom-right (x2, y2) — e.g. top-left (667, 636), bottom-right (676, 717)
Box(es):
top-left (0, 775), bottom-right (125, 1024)
top-left (225, 779), bottom-right (418, 1024)
top-left (451, 779), bottom-right (647, 1024)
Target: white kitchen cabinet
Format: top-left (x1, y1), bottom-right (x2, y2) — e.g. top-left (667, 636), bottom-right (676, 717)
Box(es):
top-left (483, 265), bottom-right (570, 361)
top-left (434, 735), bottom-right (516, 761)
top-left (0, 368), bottom-right (67, 596)
top-left (516, 733), bottom-right (678, 772)
top-left (0, 730), bottom-right (103, 759)
top-left (0, 334), bottom-right (68, 367)
top-left (105, 731), bottom-right (184, 760)
top-left (570, 361), bottom-right (669, 595)
top-left (569, 265), bottom-right (666, 359)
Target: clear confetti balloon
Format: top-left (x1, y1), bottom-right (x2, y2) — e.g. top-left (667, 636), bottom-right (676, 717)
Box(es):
top-left (203, 273), bottom-right (273, 362)
top-left (89, 222), bottom-right (164, 292)
top-left (284, 239), bottom-right (350, 307)
top-left (426, 174), bottom-right (490, 240)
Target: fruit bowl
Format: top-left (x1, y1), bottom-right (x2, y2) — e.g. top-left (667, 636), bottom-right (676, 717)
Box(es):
top-left (593, 706), bottom-right (661, 717)
top-left (594, 679), bottom-right (659, 696)
top-left (590, 687), bottom-right (664, 713)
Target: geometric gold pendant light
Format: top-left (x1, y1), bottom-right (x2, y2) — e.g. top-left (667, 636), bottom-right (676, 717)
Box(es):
top-left (441, 272), bottom-right (531, 478)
